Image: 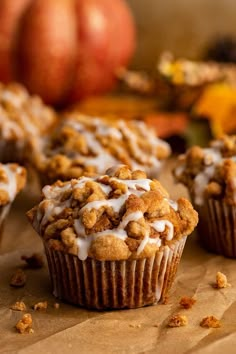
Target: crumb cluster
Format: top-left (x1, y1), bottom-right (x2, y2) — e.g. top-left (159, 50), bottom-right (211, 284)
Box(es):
top-left (168, 314), bottom-right (188, 327)
top-left (15, 314), bottom-right (33, 334)
top-left (28, 165), bottom-right (198, 261)
top-left (10, 301), bottom-right (26, 311)
top-left (33, 301), bottom-right (48, 311)
top-left (179, 296), bottom-right (196, 309)
top-left (215, 271), bottom-right (231, 289)
top-left (200, 316), bottom-right (221, 328)
top-left (10, 269), bottom-right (26, 287)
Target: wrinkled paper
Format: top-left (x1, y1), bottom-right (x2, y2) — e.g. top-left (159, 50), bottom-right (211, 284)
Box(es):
top-left (1, 161), bottom-right (236, 354)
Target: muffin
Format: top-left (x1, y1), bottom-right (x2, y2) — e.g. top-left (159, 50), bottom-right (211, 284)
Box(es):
top-left (158, 52), bottom-right (236, 110)
top-left (30, 113), bottom-right (171, 186)
top-left (0, 82), bottom-right (57, 163)
top-left (0, 163), bottom-right (26, 236)
top-left (174, 135), bottom-right (236, 257)
top-left (27, 165), bottom-right (198, 309)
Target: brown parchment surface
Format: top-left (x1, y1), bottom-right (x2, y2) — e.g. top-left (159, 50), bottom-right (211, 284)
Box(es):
top-left (1, 161), bottom-right (236, 354)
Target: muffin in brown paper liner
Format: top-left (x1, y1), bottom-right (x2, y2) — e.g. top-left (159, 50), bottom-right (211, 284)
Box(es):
top-left (44, 237), bottom-right (186, 310)
top-left (194, 198), bottom-right (236, 258)
top-left (27, 165), bottom-right (198, 310)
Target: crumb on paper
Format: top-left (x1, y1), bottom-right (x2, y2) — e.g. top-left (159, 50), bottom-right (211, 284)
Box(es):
top-left (153, 324), bottom-right (159, 328)
top-left (129, 323), bottom-right (142, 328)
top-left (21, 253), bottom-right (44, 269)
top-left (33, 301), bottom-right (48, 311)
top-left (179, 296), bottom-right (196, 309)
top-left (168, 314), bottom-right (188, 327)
top-left (215, 272), bottom-right (231, 289)
top-left (15, 313), bottom-right (33, 334)
top-left (10, 269), bottom-right (26, 287)
top-left (53, 303), bottom-right (60, 309)
top-left (10, 301), bottom-right (26, 311)
top-left (200, 316), bottom-right (221, 328)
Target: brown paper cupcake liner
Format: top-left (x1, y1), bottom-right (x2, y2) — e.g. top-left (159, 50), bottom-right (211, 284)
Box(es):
top-left (195, 198), bottom-right (236, 258)
top-left (44, 237), bottom-right (186, 310)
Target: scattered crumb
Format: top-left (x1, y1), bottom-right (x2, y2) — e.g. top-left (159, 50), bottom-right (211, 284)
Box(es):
top-left (129, 323), bottom-right (142, 328)
top-left (10, 301), bottom-right (26, 311)
top-left (33, 301), bottom-right (48, 311)
top-left (200, 316), bottom-right (221, 328)
top-left (168, 314), bottom-right (188, 327)
top-left (179, 296), bottom-right (196, 309)
top-left (153, 324), bottom-right (159, 328)
top-left (53, 303), bottom-right (60, 309)
top-left (10, 269), bottom-right (26, 287)
top-left (15, 313), bottom-right (33, 334)
top-left (214, 272), bottom-right (231, 289)
top-left (21, 253), bottom-right (44, 269)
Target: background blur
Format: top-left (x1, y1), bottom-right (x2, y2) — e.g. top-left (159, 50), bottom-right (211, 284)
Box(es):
top-left (127, 0), bottom-right (236, 70)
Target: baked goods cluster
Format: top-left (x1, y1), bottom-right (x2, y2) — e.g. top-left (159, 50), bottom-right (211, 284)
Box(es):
top-left (28, 165), bottom-right (198, 261)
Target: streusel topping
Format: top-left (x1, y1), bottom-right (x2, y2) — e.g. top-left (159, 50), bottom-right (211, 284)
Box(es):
top-left (28, 165), bottom-right (198, 261)
top-left (32, 113), bottom-right (170, 181)
top-left (0, 163), bottom-right (26, 205)
top-left (0, 82), bottom-right (56, 141)
top-left (174, 135), bottom-right (236, 205)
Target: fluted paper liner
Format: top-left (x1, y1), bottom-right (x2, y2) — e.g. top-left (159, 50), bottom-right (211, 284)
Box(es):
top-left (44, 237), bottom-right (186, 310)
top-left (195, 198), bottom-right (236, 258)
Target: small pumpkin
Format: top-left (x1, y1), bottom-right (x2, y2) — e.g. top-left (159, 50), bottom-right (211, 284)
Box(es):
top-left (0, 0), bottom-right (136, 106)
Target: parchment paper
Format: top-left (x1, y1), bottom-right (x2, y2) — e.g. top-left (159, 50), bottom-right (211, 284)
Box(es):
top-left (1, 161), bottom-right (236, 354)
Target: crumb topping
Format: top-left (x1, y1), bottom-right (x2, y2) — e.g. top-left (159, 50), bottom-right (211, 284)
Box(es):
top-left (27, 165), bottom-right (198, 261)
top-left (10, 301), bottom-right (27, 311)
top-left (10, 269), bottom-right (26, 287)
top-left (15, 313), bottom-right (33, 334)
top-left (174, 135), bottom-right (236, 205)
top-left (0, 163), bottom-right (26, 205)
top-left (32, 113), bottom-right (170, 181)
top-left (33, 301), bottom-right (48, 311)
top-left (200, 316), bottom-right (221, 328)
top-left (168, 314), bottom-right (188, 327)
top-left (215, 272), bottom-right (231, 289)
top-left (0, 83), bottom-right (56, 142)
top-left (179, 296), bottom-right (196, 309)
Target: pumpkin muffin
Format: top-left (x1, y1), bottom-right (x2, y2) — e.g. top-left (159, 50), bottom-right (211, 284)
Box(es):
top-left (0, 82), bottom-right (57, 163)
top-left (174, 135), bottom-right (236, 257)
top-left (30, 113), bottom-right (170, 186)
top-left (0, 163), bottom-right (26, 237)
top-left (27, 165), bottom-right (198, 309)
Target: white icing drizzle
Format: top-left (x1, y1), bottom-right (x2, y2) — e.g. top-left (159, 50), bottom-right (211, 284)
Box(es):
top-left (36, 173), bottom-right (176, 260)
top-left (0, 165), bottom-right (22, 202)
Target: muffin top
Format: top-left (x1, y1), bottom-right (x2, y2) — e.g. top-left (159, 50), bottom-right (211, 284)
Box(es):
top-left (0, 163), bottom-right (27, 205)
top-left (158, 52), bottom-right (236, 87)
top-left (174, 135), bottom-right (236, 205)
top-left (31, 113), bottom-right (170, 182)
top-left (28, 165), bottom-right (198, 261)
top-left (0, 82), bottom-right (57, 142)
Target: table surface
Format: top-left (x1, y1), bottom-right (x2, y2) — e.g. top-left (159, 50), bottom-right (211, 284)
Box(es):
top-left (1, 161), bottom-right (236, 354)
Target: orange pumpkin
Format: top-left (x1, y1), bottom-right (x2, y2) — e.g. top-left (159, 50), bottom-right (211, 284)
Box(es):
top-left (0, 0), bottom-right (136, 106)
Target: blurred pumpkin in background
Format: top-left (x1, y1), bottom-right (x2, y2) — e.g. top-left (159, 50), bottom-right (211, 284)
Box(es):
top-left (0, 0), bottom-right (136, 106)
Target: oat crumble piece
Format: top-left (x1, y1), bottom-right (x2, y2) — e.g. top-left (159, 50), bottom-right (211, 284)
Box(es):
top-left (168, 314), bottom-right (188, 327)
top-left (179, 296), bottom-right (196, 309)
top-left (200, 316), bottom-right (221, 328)
top-left (21, 253), bottom-right (44, 269)
top-left (10, 301), bottom-right (26, 311)
top-left (215, 272), bottom-right (231, 289)
top-left (15, 313), bottom-right (33, 334)
top-left (10, 269), bottom-right (26, 287)
top-left (53, 303), bottom-right (60, 309)
top-left (33, 301), bottom-right (48, 311)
